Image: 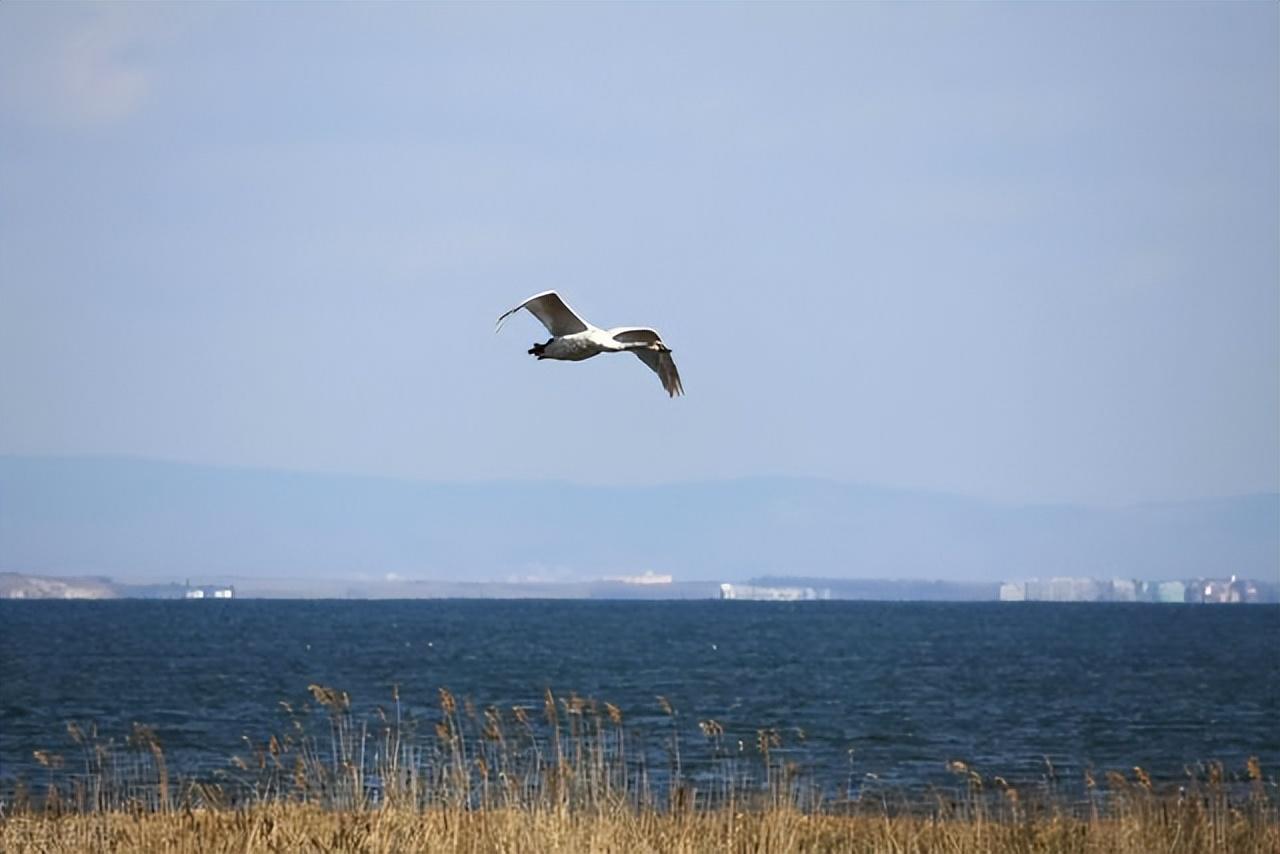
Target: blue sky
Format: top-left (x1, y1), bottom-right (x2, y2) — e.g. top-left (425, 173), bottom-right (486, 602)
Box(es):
top-left (1, 2), bottom-right (1276, 506)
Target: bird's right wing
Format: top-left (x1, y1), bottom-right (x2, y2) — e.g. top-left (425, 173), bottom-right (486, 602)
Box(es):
top-left (632, 348), bottom-right (684, 398)
top-left (494, 290), bottom-right (590, 336)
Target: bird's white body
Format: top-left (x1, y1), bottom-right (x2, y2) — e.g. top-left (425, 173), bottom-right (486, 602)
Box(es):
top-left (542, 329), bottom-right (609, 361)
top-left (496, 291), bottom-right (683, 396)
top-left (540, 327), bottom-right (645, 360)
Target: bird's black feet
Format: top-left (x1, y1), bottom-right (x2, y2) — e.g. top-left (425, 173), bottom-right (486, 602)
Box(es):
top-left (528, 341), bottom-right (547, 357)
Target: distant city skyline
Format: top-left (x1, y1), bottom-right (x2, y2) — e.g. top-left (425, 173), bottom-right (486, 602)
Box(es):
top-left (1, 3), bottom-right (1277, 506)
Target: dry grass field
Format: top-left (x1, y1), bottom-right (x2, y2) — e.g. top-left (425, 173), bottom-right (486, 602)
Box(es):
top-left (2, 686), bottom-right (1275, 852)
top-left (3, 797), bottom-right (1277, 854)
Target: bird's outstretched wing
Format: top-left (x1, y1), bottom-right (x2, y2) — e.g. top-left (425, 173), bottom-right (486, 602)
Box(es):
top-left (634, 349), bottom-right (683, 397)
top-left (495, 290), bottom-right (590, 336)
top-left (612, 327), bottom-right (684, 397)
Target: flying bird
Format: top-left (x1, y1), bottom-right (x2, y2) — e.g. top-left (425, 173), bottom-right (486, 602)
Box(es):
top-left (495, 290), bottom-right (683, 397)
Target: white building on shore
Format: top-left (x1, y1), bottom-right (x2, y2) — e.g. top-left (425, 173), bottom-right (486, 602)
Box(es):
top-left (719, 583), bottom-right (829, 602)
top-left (185, 585), bottom-right (235, 599)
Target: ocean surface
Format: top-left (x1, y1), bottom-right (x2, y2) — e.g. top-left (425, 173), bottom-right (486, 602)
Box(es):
top-left (1, 600), bottom-right (1277, 797)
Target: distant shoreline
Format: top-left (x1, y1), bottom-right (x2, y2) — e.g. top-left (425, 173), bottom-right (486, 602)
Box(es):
top-left (2, 571), bottom-right (1275, 603)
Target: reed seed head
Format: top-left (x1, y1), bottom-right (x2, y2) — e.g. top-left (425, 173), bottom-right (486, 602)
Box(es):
top-left (438, 688), bottom-right (457, 716)
top-left (33, 750), bottom-right (63, 769)
top-left (1133, 766), bottom-right (1152, 790)
top-left (308, 684), bottom-right (349, 710)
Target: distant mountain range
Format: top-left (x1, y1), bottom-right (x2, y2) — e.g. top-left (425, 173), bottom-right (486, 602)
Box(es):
top-left (1, 456), bottom-right (1276, 586)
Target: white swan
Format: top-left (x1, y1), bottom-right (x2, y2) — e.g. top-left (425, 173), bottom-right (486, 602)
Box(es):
top-left (495, 290), bottom-right (683, 397)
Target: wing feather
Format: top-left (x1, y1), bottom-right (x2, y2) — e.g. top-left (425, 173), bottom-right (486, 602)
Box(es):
top-left (632, 348), bottom-right (684, 397)
top-left (495, 290), bottom-right (590, 336)
top-left (612, 327), bottom-right (681, 396)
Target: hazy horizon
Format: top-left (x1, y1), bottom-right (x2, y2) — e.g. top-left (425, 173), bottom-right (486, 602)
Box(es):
top-left (6, 450), bottom-right (1280, 506)
top-left (2, 3), bottom-right (1277, 509)
top-left (3, 455), bottom-right (1275, 585)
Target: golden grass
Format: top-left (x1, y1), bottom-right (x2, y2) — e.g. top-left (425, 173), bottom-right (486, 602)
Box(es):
top-left (2, 799), bottom-right (1277, 854)
top-left (3, 685), bottom-right (1276, 852)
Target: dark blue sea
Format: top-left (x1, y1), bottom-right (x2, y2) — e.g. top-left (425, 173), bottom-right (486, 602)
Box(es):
top-left (1, 600), bottom-right (1277, 797)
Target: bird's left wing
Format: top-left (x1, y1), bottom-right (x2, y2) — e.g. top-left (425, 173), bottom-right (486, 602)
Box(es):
top-left (495, 290), bottom-right (590, 336)
top-left (613, 327), bottom-right (683, 397)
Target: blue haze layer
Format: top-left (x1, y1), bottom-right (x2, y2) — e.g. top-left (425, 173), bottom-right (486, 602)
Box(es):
top-left (2, 457), bottom-right (1275, 583)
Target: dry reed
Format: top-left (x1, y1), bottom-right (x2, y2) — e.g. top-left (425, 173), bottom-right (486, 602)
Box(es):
top-left (1, 686), bottom-right (1275, 853)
